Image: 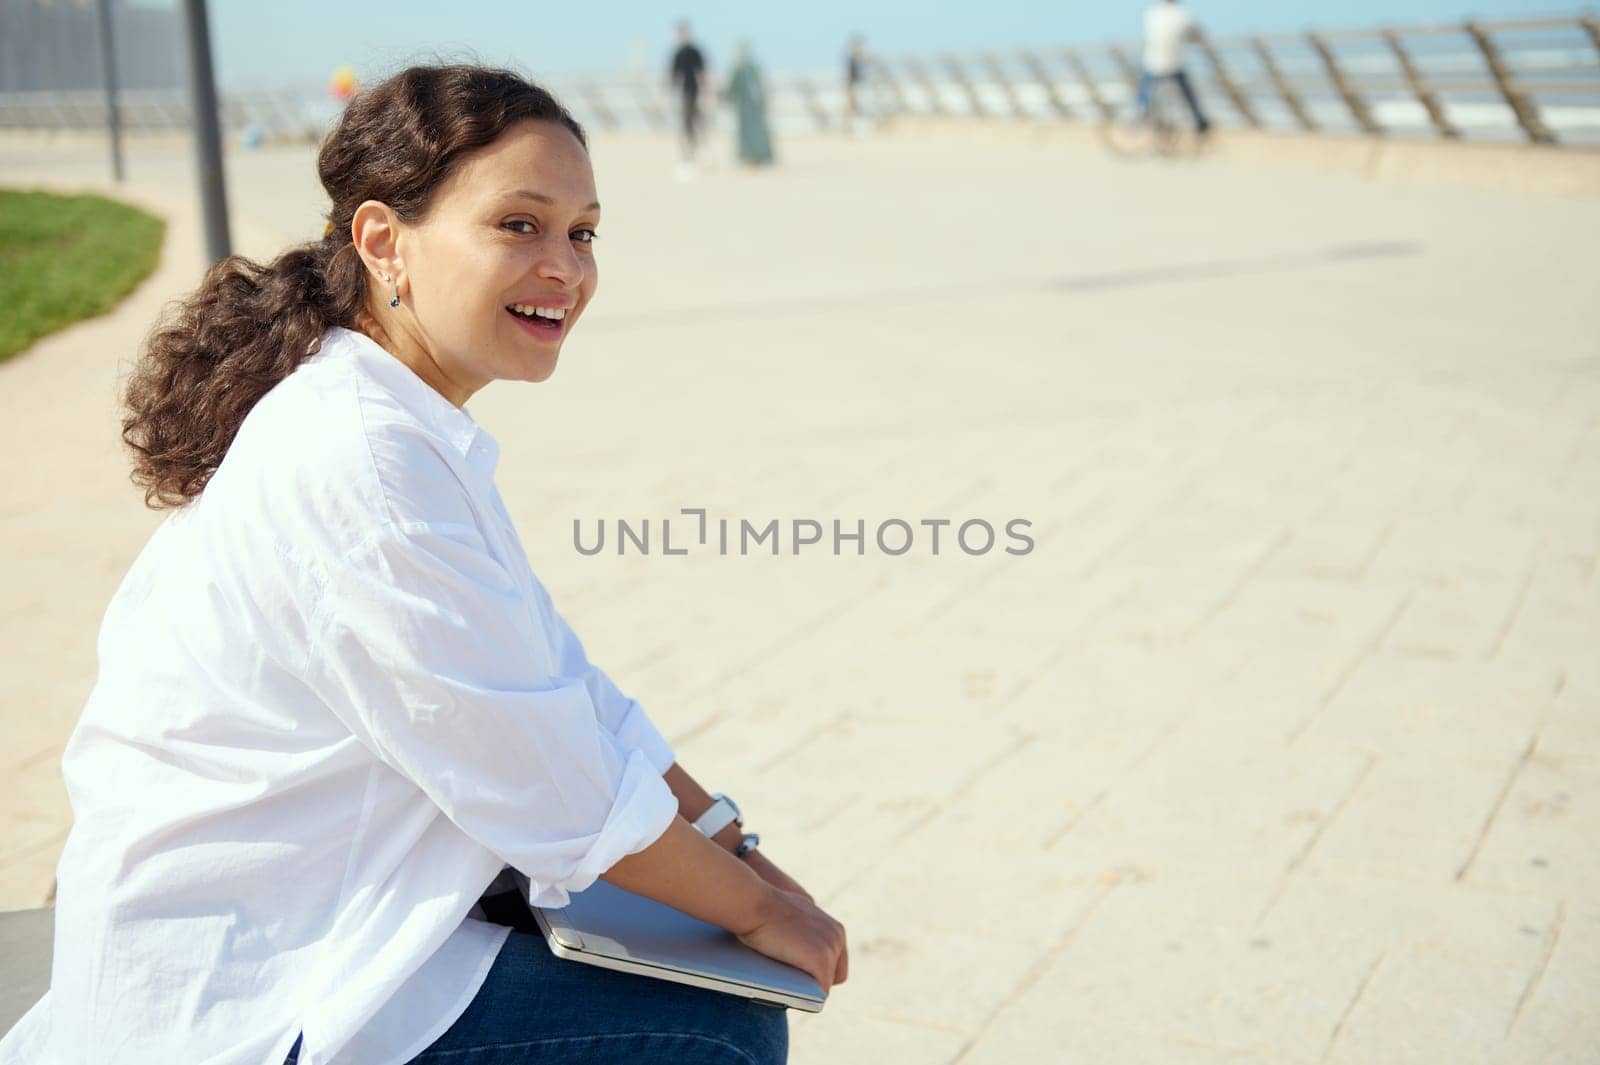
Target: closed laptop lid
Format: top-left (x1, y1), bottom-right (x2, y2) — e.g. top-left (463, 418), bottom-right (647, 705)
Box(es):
top-left (532, 879), bottom-right (827, 1012)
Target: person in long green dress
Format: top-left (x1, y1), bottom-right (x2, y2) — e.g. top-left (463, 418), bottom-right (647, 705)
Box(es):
top-left (722, 43), bottom-right (775, 166)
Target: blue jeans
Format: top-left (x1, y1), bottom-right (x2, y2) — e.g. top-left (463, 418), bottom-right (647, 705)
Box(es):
top-left (1137, 69), bottom-right (1211, 132)
top-left (285, 929), bottom-right (788, 1064)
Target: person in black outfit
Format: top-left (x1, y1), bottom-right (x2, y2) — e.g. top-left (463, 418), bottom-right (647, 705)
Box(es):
top-left (668, 22), bottom-right (708, 163)
top-left (844, 36), bottom-right (867, 131)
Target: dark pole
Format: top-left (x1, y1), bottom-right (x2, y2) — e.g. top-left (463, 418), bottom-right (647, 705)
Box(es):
top-left (179, 0), bottom-right (231, 262)
top-left (94, 0), bottom-right (124, 182)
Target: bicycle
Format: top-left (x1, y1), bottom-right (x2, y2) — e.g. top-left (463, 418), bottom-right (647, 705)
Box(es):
top-left (1098, 74), bottom-right (1210, 159)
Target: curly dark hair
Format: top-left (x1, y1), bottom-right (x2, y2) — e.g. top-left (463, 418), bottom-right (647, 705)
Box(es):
top-left (121, 65), bottom-right (588, 508)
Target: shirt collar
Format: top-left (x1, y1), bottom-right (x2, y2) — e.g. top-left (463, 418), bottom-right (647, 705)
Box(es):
top-left (322, 326), bottom-right (501, 477)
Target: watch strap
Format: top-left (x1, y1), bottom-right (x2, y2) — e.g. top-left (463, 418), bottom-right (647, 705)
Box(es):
top-left (691, 794), bottom-right (741, 838)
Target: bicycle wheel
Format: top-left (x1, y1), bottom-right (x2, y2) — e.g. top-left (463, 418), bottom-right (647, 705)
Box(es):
top-left (1148, 77), bottom-right (1199, 158)
top-left (1098, 97), bottom-right (1156, 158)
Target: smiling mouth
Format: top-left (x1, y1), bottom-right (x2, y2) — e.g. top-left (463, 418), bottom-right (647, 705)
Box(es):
top-left (506, 304), bottom-right (567, 339)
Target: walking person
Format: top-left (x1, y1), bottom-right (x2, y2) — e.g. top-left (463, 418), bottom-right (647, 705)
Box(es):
top-left (723, 42), bottom-right (774, 166)
top-left (667, 21), bottom-right (709, 174)
top-left (0, 64), bottom-right (845, 1065)
top-left (1138, 0), bottom-right (1211, 133)
top-left (843, 36), bottom-right (868, 134)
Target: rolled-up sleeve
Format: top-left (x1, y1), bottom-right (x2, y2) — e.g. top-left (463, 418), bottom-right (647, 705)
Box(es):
top-left (550, 608), bottom-right (677, 775)
top-left (300, 520), bottom-right (677, 906)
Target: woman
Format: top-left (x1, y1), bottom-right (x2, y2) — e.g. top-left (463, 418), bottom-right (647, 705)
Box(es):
top-left (722, 44), bottom-right (774, 166)
top-left (0, 65), bottom-right (845, 1065)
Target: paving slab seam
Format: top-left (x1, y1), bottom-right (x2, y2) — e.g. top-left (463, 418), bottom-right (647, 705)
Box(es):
top-left (862, 1009), bottom-right (978, 1040)
top-left (1185, 526), bottom-right (1295, 636)
top-left (900, 430), bottom-right (1159, 633)
top-left (821, 728), bottom-right (1037, 905)
top-left (669, 571), bottom-right (893, 730)
top-left (1320, 949), bottom-right (1386, 1064)
top-left (1505, 899), bottom-right (1566, 1038)
top-left (754, 711), bottom-right (854, 775)
top-left (1454, 724), bottom-right (1545, 883)
top-left (1485, 547), bottom-right (1543, 660)
top-left (944, 883), bottom-right (1118, 1065)
top-left (1285, 590), bottom-right (1415, 744)
top-left (1042, 788), bottom-right (1108, 851)
top-left (1254, 753), bottom-right (1379, 927)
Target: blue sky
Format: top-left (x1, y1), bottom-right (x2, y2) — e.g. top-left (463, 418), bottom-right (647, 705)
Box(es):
top-left (196, 0), bottom-right (1559, 89)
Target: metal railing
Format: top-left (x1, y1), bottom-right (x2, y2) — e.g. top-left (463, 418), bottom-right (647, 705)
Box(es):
top-left (0, 13), bottom-right (1596, 147)
top-left (870, 14), bottom-right (1600, 145)
top-left (0, 78), bottom-right (855, 142)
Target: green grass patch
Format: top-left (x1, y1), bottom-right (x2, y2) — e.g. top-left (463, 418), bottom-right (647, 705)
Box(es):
top-left (0, 188), bottom-right (165, 363)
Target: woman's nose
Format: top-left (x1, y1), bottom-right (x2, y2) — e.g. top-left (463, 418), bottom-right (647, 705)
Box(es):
top-left (535, 236), bottom-right (583, 287)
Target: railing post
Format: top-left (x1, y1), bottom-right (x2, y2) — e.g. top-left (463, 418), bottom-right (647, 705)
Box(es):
top-left (870, 59), bottom-right (910, 118)
top-left (1465, 20), bottom-right (1554, 143)
top-left (980, 53), bottom-right (1028, 119)
top-left (94, 0), bottom-right (124, 181)
top-left (903, 56), bottom-right (946, 115)
top-left (264, 94), bottom-right (291, 140)
top-left (1063, 49), bottom-right (1114, 122)
top-left (1195, 35), bottom-right (1261, 127)
top-left (792, 76), bottom-right (833, 131)
top-left (1107, 44), bottom-right (1141, 97)
top-left (577, 83), bottom-right (618, 130)
top-left (627, 81), bottom-right (665, 130)
top-left (1384, 29), bottom-right (1458, 138)
top-left (943, 54), bottom-right (986, 117)
top-left (1308, 32), bottom-right (1381, 134)
top-left (1252, 36), bottom-right (1317, 131)
top-left (1020, 49), bottom-right (1074, 120)
top-left (1579, 15), bottom-right (1600, 65)
top-left (153, 92), bottom-right (185, 130)
top-left (630, 81), bottom-right (667, 130)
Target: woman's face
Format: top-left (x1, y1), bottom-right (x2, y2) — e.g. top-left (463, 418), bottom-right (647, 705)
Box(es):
top-left (388, 119), bottom-right (601, 403)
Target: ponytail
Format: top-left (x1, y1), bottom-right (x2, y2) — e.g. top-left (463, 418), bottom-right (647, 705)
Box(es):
top-left (121, 237), bottom-right (364, 507)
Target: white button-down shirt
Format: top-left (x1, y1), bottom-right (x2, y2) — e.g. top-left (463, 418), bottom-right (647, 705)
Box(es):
top-left (1142, 1), bottom-right (1196, 75)
top-left (0, 326), bottom-right (679, 1065)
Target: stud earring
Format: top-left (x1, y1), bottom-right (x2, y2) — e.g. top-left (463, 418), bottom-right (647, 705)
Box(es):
top-left (385, 274), bottom-right (400, 309)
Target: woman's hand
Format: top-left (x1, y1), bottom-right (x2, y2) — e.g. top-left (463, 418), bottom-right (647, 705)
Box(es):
top-left (737, 886), bottom-right (849, 993)
top-left (742, 849), bottom-right (813, 901)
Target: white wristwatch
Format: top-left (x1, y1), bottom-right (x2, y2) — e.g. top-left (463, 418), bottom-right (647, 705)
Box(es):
top-left (691, 793), bottom-right (742, 839)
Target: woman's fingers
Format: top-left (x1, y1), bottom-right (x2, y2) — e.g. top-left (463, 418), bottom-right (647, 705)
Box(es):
top-left (841, 920), bottom-right (849, 979)
top-left (805, 911), bottom-right (846, 993)
top-left (822, 916), bottom-right (847, 989)
top-left (735, 887), bottom-right (848, 995)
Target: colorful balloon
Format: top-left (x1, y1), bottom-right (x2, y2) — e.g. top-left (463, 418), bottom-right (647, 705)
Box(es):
top-left (329, 66), bottom-right (359, 102)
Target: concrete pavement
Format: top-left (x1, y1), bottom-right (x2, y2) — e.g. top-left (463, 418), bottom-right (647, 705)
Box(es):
top-left (1, 127), bottom-right (1596, 1063)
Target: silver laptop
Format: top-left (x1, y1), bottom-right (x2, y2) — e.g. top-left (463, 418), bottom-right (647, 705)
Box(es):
top-left (529, 878), bottom-right (827, 1013)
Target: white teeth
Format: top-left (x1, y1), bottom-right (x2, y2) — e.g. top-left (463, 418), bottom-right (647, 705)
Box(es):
top-left (510, 303), bottom-right (566, 321)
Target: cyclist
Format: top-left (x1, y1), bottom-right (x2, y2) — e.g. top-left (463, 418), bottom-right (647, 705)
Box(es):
top-left (1139, 0), bottom-right (1211, 134)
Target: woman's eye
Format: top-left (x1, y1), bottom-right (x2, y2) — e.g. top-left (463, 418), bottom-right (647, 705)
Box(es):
top-left (505, 220), bottom-right (536, 235)
top-left (571, 228), bottom-right (599, 244)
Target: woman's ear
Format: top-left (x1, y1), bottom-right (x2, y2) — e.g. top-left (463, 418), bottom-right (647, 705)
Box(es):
top-left (352, 200), bottom-right (404, 287)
